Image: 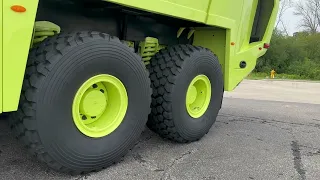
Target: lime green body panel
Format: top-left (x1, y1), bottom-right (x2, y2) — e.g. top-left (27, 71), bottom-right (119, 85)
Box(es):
top-left (206, 0), bottom-right (244, 29)
top-left (2, 0), bottom-right (39, 112)
top-left (227, 0), bottom-right (279, 90)
top-left (194, 0), bottom-right (279, 90)
top-left (193, 29), bottom-right (226, 73)
top-left (1, 0), bottom-right (279, 112)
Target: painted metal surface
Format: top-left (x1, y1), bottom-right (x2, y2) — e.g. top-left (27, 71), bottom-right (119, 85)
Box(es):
top-left (107, 0), bottom-right (279, 91)
top-left (2, 0), bottom-right (39, 112)
top-left (72, 74), bottom-right (128, 138)
top-left (196, 0), bottom-right (279, 90)
top-left (193, 28), bottom-right (226, 74)
top-left (227, 0), bottom-right (279, 91)
top-left (186, 75), bottom-right (211, 118)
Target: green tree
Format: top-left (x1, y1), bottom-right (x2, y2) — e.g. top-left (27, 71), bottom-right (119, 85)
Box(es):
top-left (255, 29), bottom-right (320, 80)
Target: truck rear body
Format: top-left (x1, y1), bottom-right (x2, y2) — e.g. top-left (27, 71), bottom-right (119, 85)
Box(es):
top-left (0, 0), bottom-right (279, 113)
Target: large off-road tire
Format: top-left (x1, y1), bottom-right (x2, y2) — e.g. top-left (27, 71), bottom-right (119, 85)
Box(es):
top-left (9, 31), bottom-right (151, 174)
top-left (147, 45), bottom-right (223, 143)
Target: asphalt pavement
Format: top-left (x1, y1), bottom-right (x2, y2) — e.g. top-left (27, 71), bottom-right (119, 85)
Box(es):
top-left (0, 80), bottom-right (319, 180)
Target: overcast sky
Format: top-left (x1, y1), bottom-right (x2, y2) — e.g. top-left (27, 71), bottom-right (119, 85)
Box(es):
top-left (282, 8), bottom-right (301, 35)
top-left (281, 0), bottom-right (303, 35)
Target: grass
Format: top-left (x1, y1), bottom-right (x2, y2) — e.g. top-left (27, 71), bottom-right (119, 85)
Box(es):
top-left (246, 72), bottom-right (316, 81)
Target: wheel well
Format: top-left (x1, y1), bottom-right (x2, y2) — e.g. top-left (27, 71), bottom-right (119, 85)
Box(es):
top-left (36, 0), bottom-right (226, 78)
top-left (36, 0), bottom-right (204, 46)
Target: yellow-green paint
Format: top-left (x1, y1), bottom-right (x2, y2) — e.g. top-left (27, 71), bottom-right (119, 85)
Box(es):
top-left (229, 0), bottom-right (279, 90)
top-left (177, 27), bottom-right (185, 38)
top-left (31, 21), bottom-right (60, 48)
top-left (186, 75), bottom-right (211, 118)
top-left (206, 0), bottom-right (244, 30)
top-left (72, 74), bottom-right (128, 138)
top-left (123, 41), bottom-right (135, 48)
top-left (236, 0), bottom-right (259, 53)
top-left (187, 29), bottom-right (195, 39)
top-left (262, 1), bottom-right (280, 44)
top-left (193, 28), bottom-right (226, 74)
top-left (1, 0), bottom-right (280, 112)
top-left (2, 0), bottom-right (39, 112)
top-left (139, 37), bottom-right (161, 65)
top-left (193, 0), bottom-right (279, 91)
top-left (106, 0), bottom-right (278, 91)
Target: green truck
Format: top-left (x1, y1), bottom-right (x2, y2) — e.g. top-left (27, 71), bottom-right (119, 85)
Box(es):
top-left (1, 0), bottom-right (279, 174)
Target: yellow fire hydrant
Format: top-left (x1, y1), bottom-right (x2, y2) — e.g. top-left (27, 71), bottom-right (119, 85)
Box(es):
top-left (270, 69), bottom-right (276, 79)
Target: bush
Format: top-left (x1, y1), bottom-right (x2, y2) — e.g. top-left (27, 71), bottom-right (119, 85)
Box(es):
top-left (254, 30), bottom-right (320, 80)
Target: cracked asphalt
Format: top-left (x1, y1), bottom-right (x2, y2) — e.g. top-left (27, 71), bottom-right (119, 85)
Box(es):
top-left (1, 80), bottom-right (320, 180)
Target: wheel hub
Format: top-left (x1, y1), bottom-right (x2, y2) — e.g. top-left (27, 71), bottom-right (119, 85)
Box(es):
top-left (80, 89), bottom-right (107, 117)
top-left (186, 85), bottom-right (197, 105)
top-left (72, 74), bottom-right (128, 138)
top-left (186, 75), bottom-right (211, 118)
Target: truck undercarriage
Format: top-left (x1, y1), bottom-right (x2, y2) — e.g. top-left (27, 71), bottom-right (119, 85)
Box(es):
top-left (0, 0), bottom-right (279, 174)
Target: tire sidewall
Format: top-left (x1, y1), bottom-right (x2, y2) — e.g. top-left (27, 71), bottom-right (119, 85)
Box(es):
top-left (36, 39), bottom-right (150, 169)
top-left (171, 50), bottom-right (223, 140)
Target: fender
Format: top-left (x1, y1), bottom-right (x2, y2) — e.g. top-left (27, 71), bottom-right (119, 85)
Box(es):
top-left (2, 0), bottom-right (39, 112)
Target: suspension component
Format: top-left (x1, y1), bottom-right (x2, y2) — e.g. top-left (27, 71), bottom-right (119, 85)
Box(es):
top-left (30, 21), bottom-right (61, 48)
top-left (122, 40), bottom-right (135, 48)
top-left (139, 37), bottom-right (165, 65)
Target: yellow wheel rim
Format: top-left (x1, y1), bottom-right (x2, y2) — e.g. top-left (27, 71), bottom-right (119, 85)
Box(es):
top-left (186, 75), bottom-right (211, 118)
top-left (72, 74), bottom-right (128, 138)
